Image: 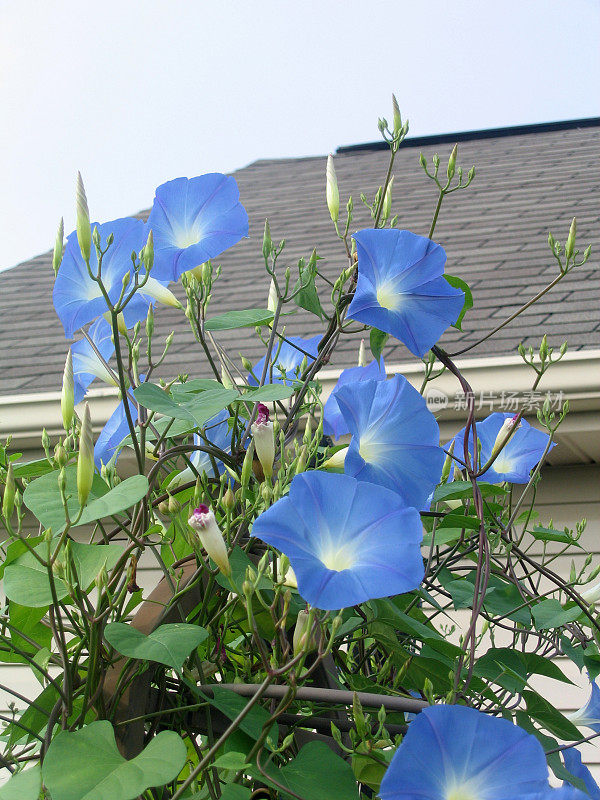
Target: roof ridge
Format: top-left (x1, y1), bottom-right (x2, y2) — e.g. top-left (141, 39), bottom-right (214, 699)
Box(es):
top-left (336, 117), bottom-right (600, 154)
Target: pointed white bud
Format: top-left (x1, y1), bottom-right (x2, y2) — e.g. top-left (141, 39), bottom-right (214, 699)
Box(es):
top-left (76, 172), bottom-right (92, 262)
top-left (491, 415), bottom-right (520, 458)
top-left (381, 176), bottom-right (394, 221)
top-left (358, 338), bottom-right (368, 367)
top-left (77, 403), bottom-right (94, 507)
top-left (61, 350), bottom-right (75, 431)
top-left (188, 504), bottom-right (231, 577)
top-left (326, 154), bottom-right (340, 223)
top-left (322, 445), bottom-right (348, 470)
top-left (251, 404), bottom-right (275, 481)
top-left (267, 277), bottom-right (278, 313)
top-left (293, 610), bottom-right (317, 655)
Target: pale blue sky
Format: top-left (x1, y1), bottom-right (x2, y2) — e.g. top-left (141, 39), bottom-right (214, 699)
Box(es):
top-left (1, 0), bottom-right (598, 270)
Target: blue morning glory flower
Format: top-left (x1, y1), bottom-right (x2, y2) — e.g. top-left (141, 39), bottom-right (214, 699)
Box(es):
top-left (323, 358), bottom-right (386, 440)
top-left (71, 318), bottom-right (116, 405)
top-left (53, 218), bottom-right (179, 338)
top-left (379, 704), bottom-right (551, 800)
top-left (347, 228), bottom-right (465, 357)
top-left (248, 335), bottom-right (321, 387)
top-left (562, 748), bottom-right (600, 799)
top-left (251, 471), bottom-right (424, 610)
top-left (566, 672), bottom-right (600, 732)
top-left (334, 375), bottom-right (445, 510)
top-left (449, 412), bottom-right (555, 484)
top-left (94, 395), bottom-right (137, 469)
top-left (146, 175), bottom-right (249, 282)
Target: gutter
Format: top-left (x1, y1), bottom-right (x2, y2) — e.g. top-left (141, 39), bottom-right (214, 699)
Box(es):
top-left (1, 349), bottom-right (599, 457)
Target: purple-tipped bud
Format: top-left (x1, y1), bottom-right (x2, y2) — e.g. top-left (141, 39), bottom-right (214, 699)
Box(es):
top-left (251, 404), bottom-right (274, 481)
top-left (188, 505), bottom-right (231, 576)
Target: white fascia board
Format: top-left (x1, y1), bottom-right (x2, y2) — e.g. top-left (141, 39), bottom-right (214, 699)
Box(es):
top-left (1, 350), bottom-right (599, 450)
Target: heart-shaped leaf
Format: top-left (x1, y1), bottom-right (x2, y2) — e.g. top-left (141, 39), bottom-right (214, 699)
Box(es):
top-left (74, 474), bottom-right (149, 526)
top-left (4, 542), bottom-right (123, 607)
top-left (0, 765), bottom-right (41, 800)
top-left (241, 385), bottom-right (295, 402)
top-left (23, 465), bottom-right (109, 532)
top-left (104, 622), bottom-right (208, 671)
top-left (204, 308), bottom-right (275, 330)
top-left (42, 721), bottom-right (186, 800)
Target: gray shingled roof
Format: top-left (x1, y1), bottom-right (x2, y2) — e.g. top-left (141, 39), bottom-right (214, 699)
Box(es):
top-left (0, 119), bottom-right (598, 397)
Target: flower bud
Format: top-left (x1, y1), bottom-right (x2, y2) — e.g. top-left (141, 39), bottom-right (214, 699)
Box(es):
top-left (296, 445), bottom-right (308, 474)
top-left (391, 94), bottom-right (402, 137)
top-left (267, 277), bottom-right (278, 313)
top-left (201, 261), bottom-right (211, 284)
top-left (358, 338), bottom-right (368, 367)
top-left (262, 219), bottom-right (272, 260)
top-left (168, 495), bottom-right (181, 515)
top-left (188, 504), bottom-right (231, 576)
top-left (221, 486), bottom-right (235, 512)
top-left (565, 217), bottom-right (577, 261)
top-left (61, 350), bottom-right (75, 432)
top-left (241, 444), bottom-right (254, 489)
top-left (77, 403), bottom-right (94, 507)
top-left (52, 217), bottom-right (64, 277)
top-left (260, 482), bottom-right (273, 506)
top-left (251, 404), bottom-right (274, 481)
top-left (326, 155), bottom-right (340, 223)
top-left (76, 171), bottom-right (92, 262)
top-left (491, 415), bottom-right (520, 458)
top-left (293, 610), bottom-right (317, 656)
top-left (95, 564), bottom-right (108, 592)
top-left (2, 462), bottom-right (15, 521)
top-left (54, 444), bottom-right (68, 468)
top-left (419, 152), bottom-right (427, 170)
top-left (241, 356), bottom-right (253, 373)
top-left (146, 305), bottom-right (154, 339)
top-left (220, 365), bottom-right (234, 389)
top-left (447, 144), bottom-right (458, 182)
top-left (322, 445), bottom-right (348, 470)
top-left (539, 334), bottom-right (549, 363)
top-left (141, 229), bottom-right (154, 272)
top-left (381, 176), bottom-right (394, 221)
top-left (157, 499), bottom-right (170, 515)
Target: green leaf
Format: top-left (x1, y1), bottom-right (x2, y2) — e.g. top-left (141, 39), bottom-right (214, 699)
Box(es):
top-left (437, 513), bottom-right (481, 532)
top-left (74, 475), bottom-right (149, 526)
top-left (241, 385), bottom-right (295, 403)
top-left (473, 648), bottom-right (527, 693)
top-left (0, 765), bottom-right (41, 800)
top-left (258, 741), bottom-right (359, 800)
top-left (444, 274), bottom-right (473, 330)
top-left (180, 388), bottom-right (239, 427)
top-left (43, 721), bottom-right (186, 800)
top-left (204, 309), bottom-right (275, 330)
top-left (369, 328), bottom-right (388, 364)
top-left (12, 458), bottom-right (54, 479)
top-left (293, 267), bottom-right (325, 319)
top-left (4, 541), bottom-right (123, 607)
top-left (522, 690), bottom-right (581, 740)
top-left (133, 383), bottom-right (194, 421)
top-left (5, 683), bottom-right (58, 746)
top-left (532, 599), bottom-right (582, 630)
top-left (433, 481), bottom-right (508, 503)
top-left (422, 527), bottom-right (463, 547)
top-left (200, 685), bottom-right (278, 750)
top-left (530, 526), bottom-right (577, 545)
top-left (522, 652), bottom-right (574, 684)
top-left (104, 622), bottom-right (208, 671)
top-left (23, 465), bottom-right (109, 532)
top-left (9, 602), bottom-right (52, 656)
